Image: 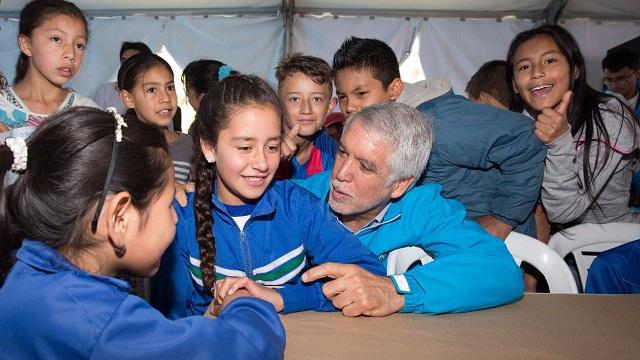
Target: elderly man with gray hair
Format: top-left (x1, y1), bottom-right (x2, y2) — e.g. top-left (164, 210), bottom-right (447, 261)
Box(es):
top-left (296, 102), bottom-right (523, 316)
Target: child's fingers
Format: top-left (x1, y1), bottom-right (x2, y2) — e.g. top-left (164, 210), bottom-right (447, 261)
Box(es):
top-left (554, 90), bottom-right (572, 116)
top-left (281, 124), bottom-right (300, 160)
top-left (287, 124), bottom-right (301, 139)
top-left (535, 109), bottom-right (569, 144)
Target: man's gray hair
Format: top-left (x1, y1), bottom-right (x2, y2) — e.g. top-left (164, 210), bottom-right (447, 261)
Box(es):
top-left (343, 102), bottom-right (433, 184)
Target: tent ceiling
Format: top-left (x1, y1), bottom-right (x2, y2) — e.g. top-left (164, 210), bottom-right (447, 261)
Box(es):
top-left (1, 0), bottom-right (639, 20)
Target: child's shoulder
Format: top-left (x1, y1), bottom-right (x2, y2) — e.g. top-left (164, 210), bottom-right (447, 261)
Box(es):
top-left (597, 96), bottom-right (640, 152)
top-left (70, 91), bottom-right (100, 109)
top-left (269, 179), bottom-right (327, 207)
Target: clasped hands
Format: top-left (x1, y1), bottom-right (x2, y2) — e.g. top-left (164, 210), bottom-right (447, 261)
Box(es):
top-left (210, 263), bottom-right (404, 317)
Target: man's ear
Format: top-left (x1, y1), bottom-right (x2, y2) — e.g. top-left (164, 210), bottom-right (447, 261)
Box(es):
top-left (390, 176), bottom-right (414, 199)
top-left (120, 90), bottom-right (135, 109)
top-left (200, 139), bottom-right (216, 163)
top-left (512, 79), bottom-right (519, 94)
top-left (105, 192), bottom-right (134, 249)
top-left (388, 78), bottom-right (404, 101)
top-left (17, 34), bottom-right (32, 57)
top-left (327, 96), bottom-right (338, 114)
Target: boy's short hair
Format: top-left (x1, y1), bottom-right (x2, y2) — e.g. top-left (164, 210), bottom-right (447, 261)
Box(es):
top-left (465, 60), bottom-right (512, 108)
top-left (275, 53), bottom-right (333, 94)
top-left (602, 48), bottom-right (639, 72)
top-left (332, 37), bottom-right (400, 88)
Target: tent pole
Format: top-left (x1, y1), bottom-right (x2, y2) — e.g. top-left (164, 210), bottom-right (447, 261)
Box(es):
top-left (542, 0), bottom-right (568, 24)
top-left (283, 0), bottom-right (294, 58)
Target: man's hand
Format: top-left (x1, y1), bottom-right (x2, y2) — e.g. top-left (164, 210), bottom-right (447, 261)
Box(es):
top-left (302, 263), bottom-right (404, 317)
top-left (475, 215), bottom-right (513, 240)
top-left (280, 124), bottom-right (300, 161)
top-left (214, 276), bottom-right (284, 313)
top-left (534, 90), bottom-right (572, 144)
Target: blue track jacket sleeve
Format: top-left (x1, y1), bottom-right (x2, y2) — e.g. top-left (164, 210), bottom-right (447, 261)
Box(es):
top-left (276, 183), bottom-right (386, 313)
top-left (386, 186), bottom-right (524, 313)
top-left (93, 296), bottom-right (285, 360)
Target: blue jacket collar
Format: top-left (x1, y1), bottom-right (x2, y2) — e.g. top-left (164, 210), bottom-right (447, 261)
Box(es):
top-left (210, 181), bottom-right (278, 219)
top-left (16, 240), bottom-right (130, 291)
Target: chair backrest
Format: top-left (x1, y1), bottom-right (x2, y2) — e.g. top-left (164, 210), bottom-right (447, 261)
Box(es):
top-left (548, 222), bottom-right (640, 290)
top-left (386, 246), bottom-right (433, 276)
top-left (504, 232), bottom-right (578, 294)
top-left (386, 232), bottom-right (578, 294)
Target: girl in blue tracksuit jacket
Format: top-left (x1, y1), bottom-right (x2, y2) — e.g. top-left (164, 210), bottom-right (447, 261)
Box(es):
top-left (0, 106), bottom-right (284, 359)
top-left (151, 74), bottom-right (385, 318)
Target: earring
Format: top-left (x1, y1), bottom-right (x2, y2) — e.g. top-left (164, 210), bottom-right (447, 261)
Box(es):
top-left (114, 243), bottom-right (126, 257)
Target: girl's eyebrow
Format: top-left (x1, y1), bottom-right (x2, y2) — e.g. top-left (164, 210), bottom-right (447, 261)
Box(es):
top-left (231, 136), bottom-right (256, 141)
top-left (44, 27), bottom-right (68, 34)
top-left (231, 136), bottom-right (282, 141)
top-left (515, 49), bottom-right (562, 63)
top-left (142, 80), bottom-right (174, 86)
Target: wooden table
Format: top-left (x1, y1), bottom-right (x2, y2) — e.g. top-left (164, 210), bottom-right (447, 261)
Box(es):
top-left (281, 294), bottom-right (640, 359)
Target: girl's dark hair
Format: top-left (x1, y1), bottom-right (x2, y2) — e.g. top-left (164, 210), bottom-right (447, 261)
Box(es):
top-left (0, 107), bottom-right (172, 283)
top-left (119, 41), bottom-right (152, 61)
top-left (15, 0), bottom-right (89, 84)
top-left (182, 59), bottom-right (237, 96)
top-left (117, 53), bottom-right (174, 117)
top-left (193, 74), bottom-right (281, 294)
top-left (507, 24), bottom-right (638, 203)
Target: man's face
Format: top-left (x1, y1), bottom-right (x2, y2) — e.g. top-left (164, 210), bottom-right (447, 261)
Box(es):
top-left (329, 119), bottom-right (397, 230)
top-left (334, 68), bottom-right (400, 117)
top-left (603, 66), bottom-right (639, 100)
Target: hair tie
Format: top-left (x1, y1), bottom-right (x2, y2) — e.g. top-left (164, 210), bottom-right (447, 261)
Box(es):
top-left (106, 107), bottom-right (128, 142)
top-left (218, 65), bottom-right (232, 80)
top-left (6, 137), bottom-right (28, 173)
top-left (91, 107), bottom-right (128, 233)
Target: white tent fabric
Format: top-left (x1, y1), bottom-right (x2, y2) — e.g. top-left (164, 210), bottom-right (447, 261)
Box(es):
top-left (292, 15), bottom-right (416, 65)
top-left (1, 1), bottom-right (639, 129)
top-left (416, 18), bottom-right (535, 94)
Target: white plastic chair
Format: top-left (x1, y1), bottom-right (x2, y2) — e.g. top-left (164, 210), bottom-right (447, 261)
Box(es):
top-left (386, 232), bottom-right (578, 294)
top-left (504, 232), bottom-right (578, 294)
top-left (548, 222), bottom-right (640, 290)
top-left (386, 246), bottom-right (432, 276)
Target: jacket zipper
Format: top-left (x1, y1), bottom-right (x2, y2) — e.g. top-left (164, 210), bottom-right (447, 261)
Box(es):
top-left (239, 227), bottom-right (254, 280)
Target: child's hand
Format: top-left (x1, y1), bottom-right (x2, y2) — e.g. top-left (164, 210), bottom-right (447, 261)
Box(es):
top-left (281, 124), bottom-right (300, 160)
top-left (174, 181), bottom-right (194, 207)
top-left (534, 90), bottom-right (572, 144)
top-left (207, 288), bottom-right (253, 317)
top-left (215, 277), bottom-right (284, 312)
